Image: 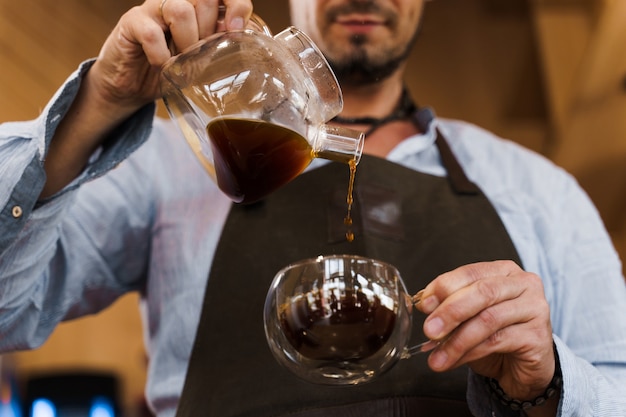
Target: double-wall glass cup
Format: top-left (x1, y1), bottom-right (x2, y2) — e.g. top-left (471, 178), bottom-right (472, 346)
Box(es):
top-left (264, 255), bottom-right (436, 385)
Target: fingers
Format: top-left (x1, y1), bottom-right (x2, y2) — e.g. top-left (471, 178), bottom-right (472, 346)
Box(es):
top-left (416, 260), bottom-right (523, 316)
top-left (222, 0), bottom-right (253, 30)
top-left (423, 265), bottom-right (530, 340)
top-left (107, 7), bottom-right (171, 67)
top-left (159, 0), bottom-right (253, 53)
top-left (160, 0), bottom-right (201, 53)
top-left (428, 287), bottom-right (550, 371)
top-left (412, 261), bottom-right (552, 371)
top-left (194, 0), bottom-right (222, 36)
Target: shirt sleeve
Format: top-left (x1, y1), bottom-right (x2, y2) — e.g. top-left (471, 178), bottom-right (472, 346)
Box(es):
top-left (0, 59), bottom-right (156, 351)
top-left (442, 120), bottom-right (626, 416)
top-left (472, 177), bottom-right (626, 416)
top-left (542, 165), bottom-right (626, 416)
top-left (0, 59), bottom-right (156, 256)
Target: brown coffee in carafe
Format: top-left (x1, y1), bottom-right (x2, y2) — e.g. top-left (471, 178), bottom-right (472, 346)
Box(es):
top-left (208, 117), bottom-right (359, 243)
top-left (207, 117), bottom-right (314, 204)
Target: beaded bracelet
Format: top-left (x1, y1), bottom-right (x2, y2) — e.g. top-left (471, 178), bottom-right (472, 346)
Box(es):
top-left (485, 343), bottom-right (563, 411)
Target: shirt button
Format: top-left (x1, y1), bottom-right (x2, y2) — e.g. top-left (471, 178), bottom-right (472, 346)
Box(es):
top-left (12, 205), bottom-right (23, 218)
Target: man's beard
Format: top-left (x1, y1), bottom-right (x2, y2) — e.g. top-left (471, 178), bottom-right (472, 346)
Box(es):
top-left (326, 38), bottom-right (412, 87)
top-left (323, 2), bottom-right (420, 86)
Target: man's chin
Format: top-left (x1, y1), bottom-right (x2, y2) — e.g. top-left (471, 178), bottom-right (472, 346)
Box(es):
top-left (328, 55), bottom-right (403, 86)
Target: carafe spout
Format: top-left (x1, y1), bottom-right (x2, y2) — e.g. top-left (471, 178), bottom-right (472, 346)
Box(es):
top-left (312, 124), bottom-right (364, 165)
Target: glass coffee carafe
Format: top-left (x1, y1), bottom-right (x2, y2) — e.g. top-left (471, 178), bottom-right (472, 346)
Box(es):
top-left (160, 10), bottom-right (364, 204)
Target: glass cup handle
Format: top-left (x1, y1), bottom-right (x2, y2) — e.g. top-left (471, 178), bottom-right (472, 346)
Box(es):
top-left (400, 291), bottom-right (441, 359)
top-left (402, 339), bottom-right (440, 359)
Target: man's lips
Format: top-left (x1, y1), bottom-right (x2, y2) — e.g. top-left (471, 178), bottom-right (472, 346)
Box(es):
top-left (334, 14), bottom-right (386, 33)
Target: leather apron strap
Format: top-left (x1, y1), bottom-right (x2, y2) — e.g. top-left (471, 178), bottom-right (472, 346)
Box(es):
top-left (176, 134), bottom-right (522, 417)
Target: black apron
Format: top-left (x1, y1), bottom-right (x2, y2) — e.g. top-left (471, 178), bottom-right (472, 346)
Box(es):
top-left (175, 122), bottom-right (522, 417)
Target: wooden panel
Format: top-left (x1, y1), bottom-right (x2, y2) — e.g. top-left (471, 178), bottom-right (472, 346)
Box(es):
top-left (0, 0), bottom-right (139, 121)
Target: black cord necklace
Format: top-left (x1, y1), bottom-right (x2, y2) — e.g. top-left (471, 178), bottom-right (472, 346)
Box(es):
top-left (331, 87), bottom-right (418, 136)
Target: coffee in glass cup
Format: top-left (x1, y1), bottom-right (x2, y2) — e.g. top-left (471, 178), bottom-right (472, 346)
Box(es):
top-left (264, 254), bottom-right (436, 385)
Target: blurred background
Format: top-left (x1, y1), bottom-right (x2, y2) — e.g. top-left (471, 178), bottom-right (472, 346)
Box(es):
top-left (1, 0), bottom-right (625, 415)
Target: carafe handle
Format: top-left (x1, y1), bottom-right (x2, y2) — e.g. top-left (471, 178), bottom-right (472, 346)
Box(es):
top-left (274, 27), bottom-right (343, 122)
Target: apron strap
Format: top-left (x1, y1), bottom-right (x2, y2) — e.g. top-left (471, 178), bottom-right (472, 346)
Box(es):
top-left (435, 129), bottom-right (480, 195)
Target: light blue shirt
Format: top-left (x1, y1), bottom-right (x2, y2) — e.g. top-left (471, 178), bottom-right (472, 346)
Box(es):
top-left (1, 61), bottom-right (626, 416)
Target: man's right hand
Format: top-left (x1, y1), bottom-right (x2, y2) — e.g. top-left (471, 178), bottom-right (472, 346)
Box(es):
top-left (91, 0), bottom-right (253, 113)
top-left (40, 0), bottom-right (253, 199)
